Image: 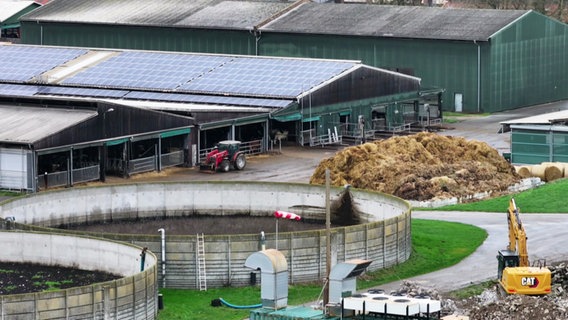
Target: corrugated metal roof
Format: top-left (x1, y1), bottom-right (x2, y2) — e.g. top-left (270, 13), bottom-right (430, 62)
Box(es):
top-left (0, 0), bottom-right (36, 22)
top-left (510, 124), bottom-right (568, 132)
top-left (500, 110), bottom-right (568, 125)
top-left (174, 1), bottom-right (291, 29)
top-left (21, 0), bottom-right (216, 26)
top-left (20, 0), bottom-right (292, 28)
top-left (262, 3), bottom-right (529, 41)
top-left (0, 105), bottom-right (96, 143)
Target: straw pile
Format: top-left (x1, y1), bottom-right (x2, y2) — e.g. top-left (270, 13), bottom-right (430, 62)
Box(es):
top-left (310, 132), bottom-right (521, 201)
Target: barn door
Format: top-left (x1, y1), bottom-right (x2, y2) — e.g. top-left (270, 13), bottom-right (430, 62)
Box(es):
top-left (454, 93), bottom-right (463, 112)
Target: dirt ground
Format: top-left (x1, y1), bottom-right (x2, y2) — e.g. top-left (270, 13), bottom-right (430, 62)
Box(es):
top-left (0, 262), bottom-right (120, 295)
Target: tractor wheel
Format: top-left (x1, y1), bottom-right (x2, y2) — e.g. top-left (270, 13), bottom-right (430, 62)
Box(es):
top-left (220, 159), bottom-right (230, 172)
top-left (233, 153), bottom-right (246, 170)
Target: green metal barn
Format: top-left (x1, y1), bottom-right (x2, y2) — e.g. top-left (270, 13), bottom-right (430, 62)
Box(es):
top-left (19, 0), bottom-right (568, 114)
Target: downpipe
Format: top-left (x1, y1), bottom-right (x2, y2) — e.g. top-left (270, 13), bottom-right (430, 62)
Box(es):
top-left (158, 228), bottom-right (166, 287)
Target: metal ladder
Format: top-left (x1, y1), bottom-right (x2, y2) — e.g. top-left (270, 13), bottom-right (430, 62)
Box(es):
top-left (196, 233), bottom-right (207, 291)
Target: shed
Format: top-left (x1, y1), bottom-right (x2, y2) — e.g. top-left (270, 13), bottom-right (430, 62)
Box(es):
top-left (500, 110), bottom-right (568, 164)
top-left (19, 0), bottom-right (568, 113)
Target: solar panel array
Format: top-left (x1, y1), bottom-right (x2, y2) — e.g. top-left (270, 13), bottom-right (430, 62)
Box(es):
top-left (63, 51), bottom-right (356, 98)
top-left (62, 51), bottom-right (231, 90)
top-left (0, 46), bottom-right (358, 108)
top-left (0, 46), bottom-right (87, 82)
top-left (178, 58), bottom-right (354, 97)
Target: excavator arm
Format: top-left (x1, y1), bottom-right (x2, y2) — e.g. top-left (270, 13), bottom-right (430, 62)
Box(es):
top-left (498, 198), bottom-right (551, 295)
top-left (507, 198), bottom-right (529, 267)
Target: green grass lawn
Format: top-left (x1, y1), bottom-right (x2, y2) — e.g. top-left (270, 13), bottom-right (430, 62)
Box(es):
top-left (443, 112), bottom-right (490, 123)
top-left (429, 179), bottom-right (568, 213)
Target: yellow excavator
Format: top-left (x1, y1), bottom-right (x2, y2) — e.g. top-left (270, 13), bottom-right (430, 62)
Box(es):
top-left (497, 198), bottom-right (551, 295)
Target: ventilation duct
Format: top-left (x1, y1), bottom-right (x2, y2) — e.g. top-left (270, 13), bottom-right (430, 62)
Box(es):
top-left (244, 249), bottom-right (288, 309)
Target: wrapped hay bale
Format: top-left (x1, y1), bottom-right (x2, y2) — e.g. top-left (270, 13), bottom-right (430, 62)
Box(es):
top-left (515, 166), bottom-right (532, 178)
top-left (544, 164), bottom-right (563, 182)
top-left (529, 164), bottom-right (546, 181)
top-left (544, 162), bottom-right (568, 178)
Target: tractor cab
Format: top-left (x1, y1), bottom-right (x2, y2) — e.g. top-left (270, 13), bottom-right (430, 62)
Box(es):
top-left (200, 140), bottom-right (246, 172)
top-left (216, 140), bottom-right (241, 157)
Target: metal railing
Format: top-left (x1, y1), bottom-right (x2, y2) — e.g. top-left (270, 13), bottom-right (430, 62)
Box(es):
top-left (37, 165), bottom-right (100, 190)
top-left (38, 171), bottom-right (67, 189)
top-left (128, 156), bottom-right (157, 175)
top-left (72, 165), bottom-right (100, 184)
top-left (161, 150), bottom-right (184, 168)
top-left (308, 127), bottom-right (343, 147)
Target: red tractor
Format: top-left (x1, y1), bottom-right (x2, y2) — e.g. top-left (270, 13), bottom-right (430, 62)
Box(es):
top-left (199, 140), bottom-right (247, 172)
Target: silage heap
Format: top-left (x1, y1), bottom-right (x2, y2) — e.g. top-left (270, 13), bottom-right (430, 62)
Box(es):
top-left (310, 132), bottom-right (520, 201)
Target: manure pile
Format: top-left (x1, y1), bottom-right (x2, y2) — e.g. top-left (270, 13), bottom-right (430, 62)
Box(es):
top-left (310, 132), bottom-right (520, 201)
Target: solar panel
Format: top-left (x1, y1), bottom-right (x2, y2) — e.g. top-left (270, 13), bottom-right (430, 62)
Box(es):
top-left (0, 83), bottom-right (39, 96)
top-left (0, 46), bottom-right (87, 83)
top-left (178, 57), bottom-right (355, 98)
top-left (63, 51), bottom-right (232, 90)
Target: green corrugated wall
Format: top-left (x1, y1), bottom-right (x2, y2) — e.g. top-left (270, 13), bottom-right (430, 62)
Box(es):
top-left (259, 33), bottom-right (480, 113)
top-left (488, 12), bottom-right (568, 112)
top-left (21, 23), bottom-right (256, 55)
top-left (511, 128), bottom-right (568, 164)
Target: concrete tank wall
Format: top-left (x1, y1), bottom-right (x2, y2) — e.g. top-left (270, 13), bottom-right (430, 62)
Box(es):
top-left (0, 231), bottom-right (158, 319)
top-left (0, 181), bottom-right (411, 289)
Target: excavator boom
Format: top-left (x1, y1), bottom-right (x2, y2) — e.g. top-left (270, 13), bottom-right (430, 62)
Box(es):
top-left (507, 198), bottom-right (528, 267)
top-left (497, 198), bottom-right (551, 295)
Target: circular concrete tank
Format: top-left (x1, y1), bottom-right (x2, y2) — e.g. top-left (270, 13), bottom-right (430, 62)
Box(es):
top-left (0, 181), bottom-right (411, 289)
top-left (0, 231), bottom-right (158, 319)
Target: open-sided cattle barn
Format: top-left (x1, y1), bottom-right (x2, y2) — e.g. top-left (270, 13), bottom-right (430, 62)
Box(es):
top-left (0, 98), bottom-right (194, 191)
top-left (0, 43), bottom-right (442, 155)
top-left (18, 0), bottom-right (568, 113)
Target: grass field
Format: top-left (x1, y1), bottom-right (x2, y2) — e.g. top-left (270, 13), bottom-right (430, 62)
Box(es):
top-left (430, 179), bottom-right (568, 213)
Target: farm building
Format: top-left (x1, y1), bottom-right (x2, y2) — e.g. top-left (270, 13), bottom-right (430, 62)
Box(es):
top-left (0, 98), bottom-right (194, 191)
top-left (0, 0), bottom-right (39, 40)
top-left (500, 110), bottom-right (568, 164)
top-left (18, 0), bottom-right (568, 113)
top-left (0, 43), bottom-right (441, 190)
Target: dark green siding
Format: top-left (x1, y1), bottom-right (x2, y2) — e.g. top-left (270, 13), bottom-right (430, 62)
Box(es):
top-left (511, 128), bottom-right (568, 164)
top-left (488, 12), bottom-right (568, 112)
top-left (259, 33), bottom-right (479, 113)
top-left (21, 22), bottom-right (256, 55)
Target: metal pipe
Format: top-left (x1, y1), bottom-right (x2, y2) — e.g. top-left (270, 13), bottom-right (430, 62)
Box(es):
top-left (474, 40), bottom-right (481, 112)
top-left (260, 231), bottom-right (266, 251)
top-left (158, 228), bottom-right (166, 287)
